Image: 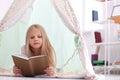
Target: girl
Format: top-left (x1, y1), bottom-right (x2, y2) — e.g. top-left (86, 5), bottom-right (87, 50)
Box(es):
top-left (13, 24), bottom-right (56, 76)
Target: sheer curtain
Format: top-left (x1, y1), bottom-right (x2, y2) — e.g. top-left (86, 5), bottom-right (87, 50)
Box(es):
top-left (0, 0), bottom-right (35, 31)
top-left (51, 0), bottom-right (96, 78)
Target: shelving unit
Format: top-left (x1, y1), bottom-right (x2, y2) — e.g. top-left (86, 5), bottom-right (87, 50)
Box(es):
top-left (91, 0), bottom-right (120, 75)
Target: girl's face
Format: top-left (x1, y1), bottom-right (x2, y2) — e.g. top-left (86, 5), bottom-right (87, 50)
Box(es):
top-left (29, 27), bottom-right (42, 49)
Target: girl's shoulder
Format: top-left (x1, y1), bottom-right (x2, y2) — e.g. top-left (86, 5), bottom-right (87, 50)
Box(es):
top-left (21, 45), bottom-right (26, 55)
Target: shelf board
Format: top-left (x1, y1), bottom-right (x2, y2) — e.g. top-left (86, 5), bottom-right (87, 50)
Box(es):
top-left (96, 0), bottom-right (112, 2)
top-left (92, 41), bottom-right (120, 46)
top-left (92, 19), bottom-right (114, 24)
top-left (93, 20), bottom-right (108, 24)
top-left (93, 65), bottom-right (120, 70)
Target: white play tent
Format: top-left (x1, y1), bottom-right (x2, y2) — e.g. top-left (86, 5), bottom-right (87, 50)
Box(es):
top-left (0, 0), bottom-right (96, 79)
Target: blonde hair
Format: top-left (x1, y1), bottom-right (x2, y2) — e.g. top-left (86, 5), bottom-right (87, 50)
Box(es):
top-left (25, 24), bottom-right (56, 67)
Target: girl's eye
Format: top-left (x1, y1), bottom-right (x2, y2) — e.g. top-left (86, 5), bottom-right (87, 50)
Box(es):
top-left (38, 35), bottom-right (42, 38)
top-left (30, 36), bottom-right (34, 39)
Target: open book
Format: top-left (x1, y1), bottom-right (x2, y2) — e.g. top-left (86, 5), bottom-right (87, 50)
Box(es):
top-left (12, 54), bottom-right (48, 77)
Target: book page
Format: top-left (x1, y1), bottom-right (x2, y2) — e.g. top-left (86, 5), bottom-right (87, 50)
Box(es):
top-left (12, 54), bottom-right (46, 60)
top-left (29, 55), bottom-right (46, 59)
top-left (12, 54), bottom-right (29, 60)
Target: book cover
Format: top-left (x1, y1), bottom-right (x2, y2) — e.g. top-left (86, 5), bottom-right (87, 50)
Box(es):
top-left (94, 32), bottom-right (102, 54)
top-left (12, 54), bottom-right (49, 77)
top-left (92, 10), bottom-right (98, 21)
top-left (94, 31), bottom-right (102, 43)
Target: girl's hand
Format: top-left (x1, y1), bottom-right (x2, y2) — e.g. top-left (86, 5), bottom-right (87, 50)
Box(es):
top-left (13, 65), bottom-right (22, 75)
top-left (44, 66), bottom-right (56, 76)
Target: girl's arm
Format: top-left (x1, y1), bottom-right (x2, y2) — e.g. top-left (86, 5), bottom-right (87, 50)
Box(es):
top-left (13, 65), bottom-right (22, 75)
top-left (44, 66), bottom-right (56, 76)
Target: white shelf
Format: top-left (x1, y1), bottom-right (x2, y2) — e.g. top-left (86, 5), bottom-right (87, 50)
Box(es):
top-left (92, 41), bottom-right (120, 46)
top-left (93, 20), bottom-right (108, 24)
top-left (94, 65), bottom-right (120, 72)
top-left (92, 19), bottom-right (115, 24)
top-left (90, 0), bottom-right (120, 76)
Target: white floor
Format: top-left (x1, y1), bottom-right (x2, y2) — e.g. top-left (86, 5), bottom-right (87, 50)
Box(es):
top-left (0, 76), bottom-right (83, 80)
top-left (0, 68), bottom-right (120, 80)
top-left (0, 74), bottom-right (119, 80)
top-left (104, 75), bottom-right (120, 80)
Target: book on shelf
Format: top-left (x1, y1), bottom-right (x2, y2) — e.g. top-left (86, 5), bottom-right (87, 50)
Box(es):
top-left (92, 10), bottom-right (98, 21)
top-left (94, 31), bottom-right (102, 54)
top-left (12, 54), bottom-right (48, 77)
top-left (94, 31), bottom-right (102, 43)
